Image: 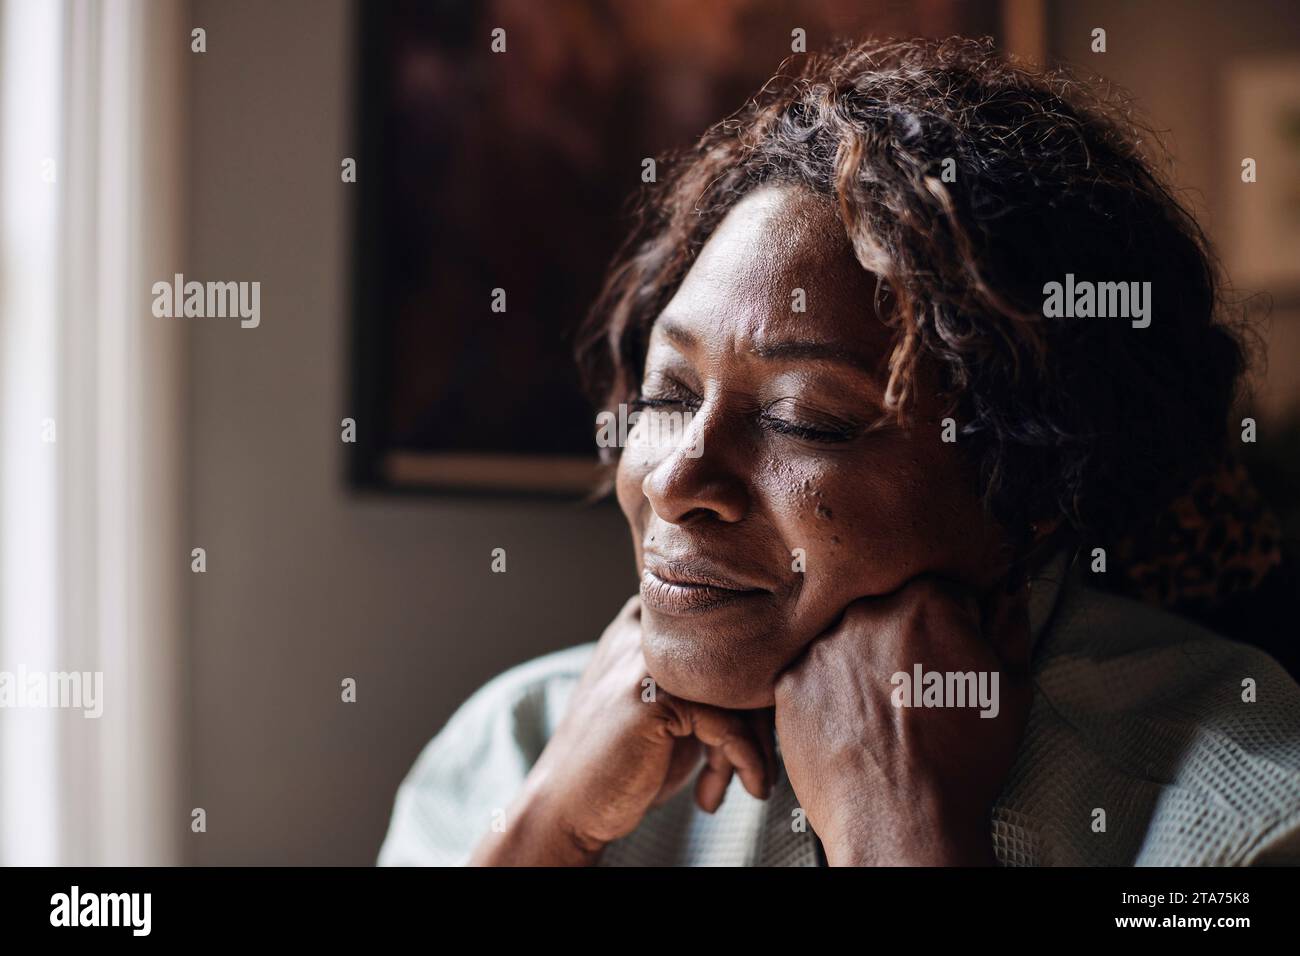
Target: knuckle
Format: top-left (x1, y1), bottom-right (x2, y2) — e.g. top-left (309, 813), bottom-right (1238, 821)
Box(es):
top-left (838, 597), bottom-right (879, 623)
top-left (773, 668), bottom-right (801, 700)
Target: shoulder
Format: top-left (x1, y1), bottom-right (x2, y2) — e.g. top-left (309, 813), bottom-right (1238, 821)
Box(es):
top-left (437, 642), bottom-right (595, 743)
top-left (1037, 571), bottom-right (1298, 718)
top-left (377, 643), bottom-right (595, 866)
top-left (1026, 573), bottom-right (1300, 864)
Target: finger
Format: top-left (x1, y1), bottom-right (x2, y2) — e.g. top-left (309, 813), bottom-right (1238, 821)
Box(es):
top-left (747, 707), bottom-right (778, 795)
top-left (694, 745), bottom-right (735, 813)
top-left (652, 736), bottom-right (703, 808)
top-left (686, 704), bottom-right (770, 800)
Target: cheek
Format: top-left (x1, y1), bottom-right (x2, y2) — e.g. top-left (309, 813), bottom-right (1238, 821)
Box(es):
top-left (615, 442), bottom-right (648, 497)
top-left (614, 457), bottom-right (638, 524)
top-left (615, 453), bottom-right (655, 561)
top-left (759, 443), bottom-right (997, 600)
top-left (890, 444), bottom-right (1002, 576)
top-left (755, 460), bottom-right (909, 602)
top-left (751, 454), bottom-right (841, 555)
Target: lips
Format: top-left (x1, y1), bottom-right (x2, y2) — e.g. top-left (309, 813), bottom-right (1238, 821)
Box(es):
top-left (640, 554), bottom-right (771, 615)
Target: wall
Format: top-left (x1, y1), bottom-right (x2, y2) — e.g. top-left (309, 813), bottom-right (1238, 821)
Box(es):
top-left (184, 0), bottom-right (634, 865)
top-left (1051, 0), bottom-right (1300, 420)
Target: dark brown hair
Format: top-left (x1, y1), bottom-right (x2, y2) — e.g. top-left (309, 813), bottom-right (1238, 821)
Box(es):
top-left (576, 37), bottom-right (1248, 546)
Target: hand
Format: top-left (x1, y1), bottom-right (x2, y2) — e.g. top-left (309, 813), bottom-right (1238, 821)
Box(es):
top-left (470, 595), bottom-right (778, 865)
top-left (773, 574), bottom-right (1032, 866)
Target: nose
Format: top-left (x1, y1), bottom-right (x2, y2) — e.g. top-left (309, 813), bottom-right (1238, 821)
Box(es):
top-left (640, 401), bottom-right (749, 525)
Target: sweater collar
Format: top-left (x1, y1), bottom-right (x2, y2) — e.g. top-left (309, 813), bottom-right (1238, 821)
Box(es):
top-left (1027, 546), bottom-right (1077, 657)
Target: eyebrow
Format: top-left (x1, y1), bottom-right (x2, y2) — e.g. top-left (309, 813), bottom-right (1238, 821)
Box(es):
top-left (658, 318), bottom-right (882, 379)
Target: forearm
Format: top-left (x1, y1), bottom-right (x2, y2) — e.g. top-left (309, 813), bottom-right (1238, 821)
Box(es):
top-left (468, 775), bottom-right (603, 867)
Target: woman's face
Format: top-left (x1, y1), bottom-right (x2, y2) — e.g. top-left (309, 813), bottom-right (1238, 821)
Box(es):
top-left (616, 185), bottom-right (1011, 710)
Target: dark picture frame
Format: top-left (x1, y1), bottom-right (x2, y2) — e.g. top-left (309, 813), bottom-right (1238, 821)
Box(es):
top-left (346, 0), bottom-right (997, 497)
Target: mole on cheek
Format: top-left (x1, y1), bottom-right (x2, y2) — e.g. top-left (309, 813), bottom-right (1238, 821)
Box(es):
top-left (806, 484), bottom-right (832, 521)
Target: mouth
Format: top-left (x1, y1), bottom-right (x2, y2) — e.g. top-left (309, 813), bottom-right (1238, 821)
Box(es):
top-left (640, 556), bottom-right (770, 615)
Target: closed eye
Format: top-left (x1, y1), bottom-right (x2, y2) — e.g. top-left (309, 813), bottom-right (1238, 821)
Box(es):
top-left (759, 412), bottom-right (859, 443)
top-left (632, 372), bottom-right (701, 413)
top-left (630, 394), bottom-right (697, 412)
top-left (760, 399), bottom-right (862, 444)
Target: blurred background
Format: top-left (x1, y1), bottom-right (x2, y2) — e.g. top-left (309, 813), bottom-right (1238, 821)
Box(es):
top-left (0, 0), bottom-right (1297, 865)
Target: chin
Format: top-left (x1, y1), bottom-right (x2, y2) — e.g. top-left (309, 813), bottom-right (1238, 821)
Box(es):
top-left (640, 623), bottom-right (782, 710)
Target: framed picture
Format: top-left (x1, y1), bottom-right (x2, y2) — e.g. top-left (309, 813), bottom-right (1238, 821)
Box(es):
top-left (347, 0), bottom-right (995, 495)
top-left (1226, 58), bottom-right (1300, 296)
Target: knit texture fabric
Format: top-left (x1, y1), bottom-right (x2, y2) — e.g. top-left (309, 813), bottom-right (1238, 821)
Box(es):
top-left (378, 552), bottom-right (1300, 866)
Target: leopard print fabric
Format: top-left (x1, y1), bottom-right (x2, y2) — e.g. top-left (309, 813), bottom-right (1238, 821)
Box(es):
top-left (1105, 455), bottom-right (1283, 613)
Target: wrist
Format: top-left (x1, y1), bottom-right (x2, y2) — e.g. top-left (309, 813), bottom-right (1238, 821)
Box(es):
top-left (823, 824), bottom-right (994, 866)
top-left (819, 793), bottom-right (996, 867)
top-left (469, 771), bottom-right (605, 866)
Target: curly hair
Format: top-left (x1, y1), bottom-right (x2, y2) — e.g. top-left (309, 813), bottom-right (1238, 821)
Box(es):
top-left (576, 36), bottom-right (1249, 550)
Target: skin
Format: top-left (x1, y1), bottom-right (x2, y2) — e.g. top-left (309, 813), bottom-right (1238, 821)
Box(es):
top-left (471, 185), bottom-right (1034, 866)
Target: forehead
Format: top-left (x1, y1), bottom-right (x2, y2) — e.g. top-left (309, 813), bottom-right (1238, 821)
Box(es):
top-left (660, 185), bottom-right (883, 347)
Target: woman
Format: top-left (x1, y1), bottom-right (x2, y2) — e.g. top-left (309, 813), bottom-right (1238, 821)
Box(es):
top-left (379, 38), bottom-right (1300, 866)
